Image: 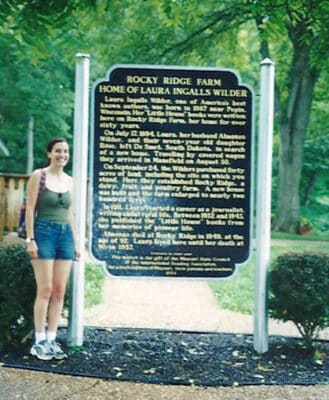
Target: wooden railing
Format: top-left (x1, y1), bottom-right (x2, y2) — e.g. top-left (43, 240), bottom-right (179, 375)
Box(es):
top-left (0, 173), bottom-right (29, 238)
top-left (0, 173), bottom-right (90, 239)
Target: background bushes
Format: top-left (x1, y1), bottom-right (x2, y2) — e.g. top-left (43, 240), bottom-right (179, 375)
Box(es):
top-left (0, 242), bottom-right (105, 351)
top-left (269, 252), bottom-right (329, 348)
top-left (0, 243), bottom-right (35, 351)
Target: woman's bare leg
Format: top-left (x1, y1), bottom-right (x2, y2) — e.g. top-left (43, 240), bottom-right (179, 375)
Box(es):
top-left (31, 259), bottom-right (54, 337)
top-left (47, 259), bottom-right (72, 334)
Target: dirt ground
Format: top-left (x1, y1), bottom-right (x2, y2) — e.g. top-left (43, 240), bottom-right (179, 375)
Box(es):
top-left (1, 367), bottom-right (329, 400)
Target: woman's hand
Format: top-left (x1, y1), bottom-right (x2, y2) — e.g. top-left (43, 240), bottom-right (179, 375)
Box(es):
top-left (27, 241), bottom-right (38, 259)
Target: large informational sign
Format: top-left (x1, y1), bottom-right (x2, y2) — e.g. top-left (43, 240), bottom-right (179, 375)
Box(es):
top-left (90, 65), bottom-right (253, 278)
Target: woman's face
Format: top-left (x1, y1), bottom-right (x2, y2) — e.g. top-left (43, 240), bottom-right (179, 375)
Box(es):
top-left (47, 141), bottom-right (70, 168)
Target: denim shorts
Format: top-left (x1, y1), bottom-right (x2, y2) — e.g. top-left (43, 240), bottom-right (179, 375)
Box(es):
top-left (34, 219), bottom-right (75, 260)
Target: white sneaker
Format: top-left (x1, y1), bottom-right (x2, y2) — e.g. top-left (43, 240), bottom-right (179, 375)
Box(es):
top-left (30, 340), bottom-right (53, 360)
top-left (48, 340), bottom-right (67, 360)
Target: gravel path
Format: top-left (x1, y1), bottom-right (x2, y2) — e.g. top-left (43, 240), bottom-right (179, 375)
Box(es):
top-left (84, 277), bottom-right (325, 339)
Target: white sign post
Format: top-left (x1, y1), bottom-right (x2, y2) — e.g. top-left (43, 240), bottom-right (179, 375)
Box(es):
top-left (67, 53), bottom-right (90, 346)
top-left (254, 58), bottom-right (275, 354)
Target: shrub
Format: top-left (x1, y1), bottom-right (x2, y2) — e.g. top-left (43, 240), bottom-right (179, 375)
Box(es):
top-left (0, 243), bottom-right (35, 351)
top-left (0, 240), bottom-right (105, 352)
top-left (269, 252), bottom-right (329, 349)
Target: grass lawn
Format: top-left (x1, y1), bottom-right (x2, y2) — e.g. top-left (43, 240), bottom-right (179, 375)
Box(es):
top-left (209, 236), bottom-right (329, 315)
top-left (84, 262), bottom-right (105, 308)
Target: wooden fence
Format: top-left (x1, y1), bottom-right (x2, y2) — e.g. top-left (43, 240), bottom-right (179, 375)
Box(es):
top-left (0, 173), bottom-right (29, 238)
top-left (0, 173), bottom-right (90, 239)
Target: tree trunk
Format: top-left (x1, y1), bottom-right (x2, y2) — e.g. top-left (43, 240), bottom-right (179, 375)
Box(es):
top-left (303, 169), bottom-right (317, 206)
top-left (26, 116), bottom-right (34, 174)
top-left (273, 31), bottom-right (318, 233)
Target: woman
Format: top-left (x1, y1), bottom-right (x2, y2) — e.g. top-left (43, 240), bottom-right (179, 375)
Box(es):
top-left (25, 137), bottom-right (79, 360)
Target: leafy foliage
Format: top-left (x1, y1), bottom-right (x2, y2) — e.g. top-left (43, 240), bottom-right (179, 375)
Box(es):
top-left (64, 262), bottom-right (105, 310)
top-left (0, 0), bottom-right (329, 231)
top-left (0, 243), bottom-right (35, 351)
top-left (84, 262), bottom-right (105, 308)
top-left (0, 240), bottom-right (105, 351)
top-left (269, 252), bottom-right (329, 348)
top-left (0, 0), bottom-right (86, 172)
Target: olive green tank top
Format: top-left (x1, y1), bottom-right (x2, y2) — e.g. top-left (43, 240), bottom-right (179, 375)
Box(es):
top-left (36, 188), bottom-right (72, 223)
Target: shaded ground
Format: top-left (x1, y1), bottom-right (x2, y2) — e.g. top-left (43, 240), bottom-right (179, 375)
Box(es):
top-left (1, 327), bottom-right (328, 387)
top-left (1, 368), bottom-right (329, 400)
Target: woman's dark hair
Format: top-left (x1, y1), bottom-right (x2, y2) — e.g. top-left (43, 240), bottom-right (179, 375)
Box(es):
top-left (47, 137), bottom-right (68, 152)
top-left (45, 137), bottom-right (69, 166)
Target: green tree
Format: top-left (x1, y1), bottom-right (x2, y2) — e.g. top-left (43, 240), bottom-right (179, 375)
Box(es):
top-left (0, 33), bottom-right (73, 172)
top-left (258, 1), bottom-right (329, 233)
top-left (302, 136), bottom-right (329, 207)
top-left (301, 69), bottom-right (329, 206)
top-left (0, 0), bottom-right (94, 172)
top-left (1, 0), bottom-right (329, 234)
top-left (164, 0), bottom-right (329, 233)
